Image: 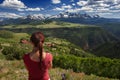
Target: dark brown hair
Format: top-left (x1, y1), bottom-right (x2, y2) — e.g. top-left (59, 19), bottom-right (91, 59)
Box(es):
top-left (30, 32), bottom-right (45, 66)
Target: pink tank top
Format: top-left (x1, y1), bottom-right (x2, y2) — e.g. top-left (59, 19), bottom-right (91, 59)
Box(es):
top-left (23, 53), bottom-right (52, 80)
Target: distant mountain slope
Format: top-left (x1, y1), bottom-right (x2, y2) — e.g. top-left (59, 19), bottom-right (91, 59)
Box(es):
top-left (100, 23), bottom-right (120, 40)
top-left (42, 27), bottom-right (119, 50)
top-left (92, 42), bottom-right (120, 59)
top-left (50, 17), bottom-right (120, 25)
top-left (0, 18), bottom-right (43, 25)
top-left (0, 14), bottom-right (45, 25)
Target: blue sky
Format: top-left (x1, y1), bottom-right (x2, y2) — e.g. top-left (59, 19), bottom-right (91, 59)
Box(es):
top-left (0, 0), bottom-right (120, 18)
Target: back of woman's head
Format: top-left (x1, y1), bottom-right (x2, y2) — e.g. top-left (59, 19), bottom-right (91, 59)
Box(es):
top-left (30, 32), bottom-right (45, 66)
top-left (30, 32), bottom-right (44, 47)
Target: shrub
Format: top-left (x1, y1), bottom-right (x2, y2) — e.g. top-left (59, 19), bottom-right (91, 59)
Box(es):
top-left (53, 55), bottom-right (120, 79)
top-left (0, 43), bottom-right (2, 50)
top-left (2, 43), bottom-right (32, 60)
top-left (0, 30), bottom-right (14, 39)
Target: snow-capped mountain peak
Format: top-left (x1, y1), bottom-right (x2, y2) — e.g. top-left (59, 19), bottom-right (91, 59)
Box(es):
top-left (25, 14), bottom-right (45, 20)
top-left (48, 12), bottom-right (100, 19)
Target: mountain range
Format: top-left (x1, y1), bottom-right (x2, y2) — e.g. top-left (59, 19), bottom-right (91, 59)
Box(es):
top-left (48, 12), bottom-right (100, 19)
top-left (0, 12), bottom-right (100, 21)
top-left (1, 12), bottom-right (120, 25)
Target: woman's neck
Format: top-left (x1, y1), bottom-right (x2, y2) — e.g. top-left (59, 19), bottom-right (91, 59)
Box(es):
top-left (32, 51), bottom-right (40, 56)
top-left (30, 48), bottom-right (46, 61)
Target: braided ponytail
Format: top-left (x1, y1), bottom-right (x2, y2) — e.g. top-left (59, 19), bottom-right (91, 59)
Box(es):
top-left (38, 41), bottom-right (43, 66)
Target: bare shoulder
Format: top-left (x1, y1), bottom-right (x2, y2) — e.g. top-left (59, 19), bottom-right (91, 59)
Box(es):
top-left (46, 52), bottom-right (53, 61)
top-left (46, 52), bottom-right (52, 56)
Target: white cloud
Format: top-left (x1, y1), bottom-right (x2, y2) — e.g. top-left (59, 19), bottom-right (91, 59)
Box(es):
top-left (110, 4), bottom-right (120, 10)
top-left (72, 3), bottom-right (76, 6)
top-left (0, 12), bottom-right (22, 18)
top-left (18, 8), bottom-right (24, 11)
top-left (104, 0), bottom-right (120, 5)
top-left (110, 10), bottom-right (120, 13)
top-left (98, 3), bottom-right (109, 7)
top-left (52, 0), bottom-right (61, 4)
top-left (98, 12), bottom-right (120, 18)
top-left (77, 1), bottom-right (88, 6)
top-left (0, 0), bottom-right (26, 9)
top-left (97, 8), bottom-right (109, 12)
top-left (53, 7), bottom-right (64, 11)
top-left (66, 8), bottom-right (81, 13)
top-left (80, 6), bottom-right (93, 11)
top-left (18, 7), bottom-right (44, 11)
top-left (25, 7), bottom-right (41, 11)
top-left (87, 0), bottom-right (120, 5)
top-left (70, 0), bottom-right (74, 2)
top-left (62, 5), bottom-right (72, 9)
top-left (53, 5), bottom-right (72, 11)
top-left (0, 0), bottom-right (44, 12)
top-left (76, 0), bottom-right (120, 14)
top-left (52, 0), bottom-right (120, 15)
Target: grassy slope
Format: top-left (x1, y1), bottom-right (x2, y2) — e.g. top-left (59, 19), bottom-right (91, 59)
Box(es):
top-left (0, 32), bottom-right (29, 43)
top-left (44, 37), bottom-right (94, 57)
top-left (0, 58), bottom-right (118, 80)
top-left (13, 33), bottom-right (30, 41)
